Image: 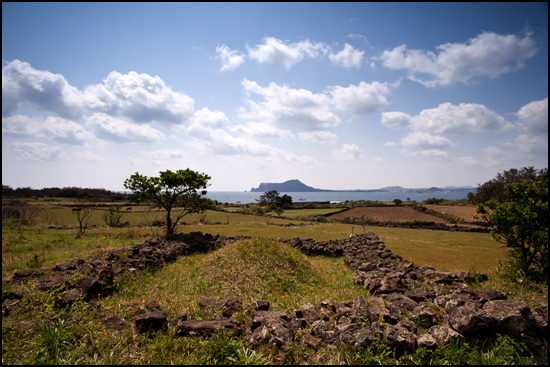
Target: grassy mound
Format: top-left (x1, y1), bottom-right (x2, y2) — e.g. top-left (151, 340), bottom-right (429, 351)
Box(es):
top-left (106, 237), bottom-right (368, 316)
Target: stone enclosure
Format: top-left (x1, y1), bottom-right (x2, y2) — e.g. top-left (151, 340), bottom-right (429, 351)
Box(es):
top-left (2, 231), bottom-right (548, 354)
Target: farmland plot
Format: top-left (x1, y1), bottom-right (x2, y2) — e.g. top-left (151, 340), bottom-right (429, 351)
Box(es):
top-left (327, 206), bottom-right (446, 223)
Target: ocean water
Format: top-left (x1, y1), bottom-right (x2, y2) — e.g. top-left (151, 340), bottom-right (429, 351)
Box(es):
top-left (206, 190), bottom-right (474, 204)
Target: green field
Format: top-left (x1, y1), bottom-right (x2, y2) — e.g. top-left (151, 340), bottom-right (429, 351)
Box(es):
top-left (2, 200), bottom-right (547, 365)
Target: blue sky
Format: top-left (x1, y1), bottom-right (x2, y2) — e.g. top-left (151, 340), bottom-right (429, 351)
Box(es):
top-left (2, 2), bottom-right (548, 191)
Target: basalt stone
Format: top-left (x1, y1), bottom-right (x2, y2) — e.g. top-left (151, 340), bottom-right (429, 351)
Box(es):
top-left (246, 318), bottom-right (293, 350)
top-left (472, 289), bottom-right (507, 303)
top-left (479, 300), bottom-right (536, 337)
top-left (135, 310), bottom-right (167, 333)
top-left (56, 288), bottom-right (86, 308)
top-left (428, 325), bottom-right (464, 345)
top-left (531, 305), bottom-right (548, 335)
top-left (222, 296), bottom-right (243, 318)
top-left (372, 322), bottom-right (416, 354)
top-left (247, 300), bottom-right (270, 312)
top-left (338, 322), bottom-right (374, 349)
top-left (448, 306), bottom-right (487, 336)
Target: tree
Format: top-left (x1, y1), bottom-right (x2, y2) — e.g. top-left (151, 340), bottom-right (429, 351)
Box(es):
top-left (102, 204), bottom-right (125, 227)
top-left (257, 190), bottom-right (280, 207)
top-left (72, 204), bottom-right (95, 234)
top-left (256, 190), bottom-right (293, 210)
top-left (468, 166), bottom-right (547, 203)
top-left (476, 178), bottom-right (548, 280)
top-left (123, 169), bottom-right (215, 236)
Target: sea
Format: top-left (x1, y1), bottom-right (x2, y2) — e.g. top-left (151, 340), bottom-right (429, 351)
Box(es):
top-left (205, 190), bottom-right (474, 204)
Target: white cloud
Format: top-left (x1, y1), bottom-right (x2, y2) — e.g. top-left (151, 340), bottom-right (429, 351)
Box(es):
top-left (298, 131), bottom-right (337, 144)
top-left (459, 156), bottom-right (480, 166)
top-left (230, 122), bottom-right (295, 139)
top-left (381, 111), bottom-right (412, 129)
top-left (83, 71), bottom-right (195, 124)
top-left (216, 45), bottom-right (246, 71)
top-left (2, 114), bottom-right (94, 145)
top-left (484, 132), bottom-right (548, 167)
top-left (184, 108), bottom-right (230, 138)
top-left (247, 37), bottom-right (329, 69)
top-left (400, 131), bottom-right (455, 149)
top-left (74, 150), bottom-right (102, 162)
top-left (333, 143), bottom-right (363, 160)
top-left (329, 81), bottom-right (392, 116)
top-left (329, 43), bottom-right (364, 68)
top-left (383, 102), bottom-right (513, 134)
top-left (380, 31), bottom-right (537, 87)
top-left (239, 79), bottom-right (341, 131)
top-left (9, 141), bottom-right (62, 161)
top-left (347, 33), bottom-right (369, 45)
top-left (147, 149), bottom-right (186, 166)
top-left (85, 113), bottom-right (166, 143)
top-left (516, 97), bottom-right (548, 134)
top-left (2, 59), bottom-right (83, 119)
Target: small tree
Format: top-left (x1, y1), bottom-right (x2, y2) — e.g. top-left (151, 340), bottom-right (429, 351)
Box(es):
top-left (257, 190), bottom-right (280, 207)
top-left (102, 204), bottom-right (124, 227)
top-left (476, 179), bottom-right (548, 281)
top-left (123, 169), bottom-right (215, 236)
top-left (73, 204), bottom-right (95, 234)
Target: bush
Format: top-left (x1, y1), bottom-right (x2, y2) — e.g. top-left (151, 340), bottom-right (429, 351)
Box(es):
top-left (2, 199), bottom-right (39, 225)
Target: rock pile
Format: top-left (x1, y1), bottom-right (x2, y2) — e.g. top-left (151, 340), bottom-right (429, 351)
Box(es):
top-left (2, 231), bottom-right (547, 354)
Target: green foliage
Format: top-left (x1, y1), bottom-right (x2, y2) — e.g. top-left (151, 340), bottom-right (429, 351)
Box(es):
top-left (469, 166), bottom-right (548, 204)
top-left (124, 169), bottom-right (215, 236)
top-left (477, 178), bottom-right (548, 281)
top-left (256, 190), bottom-right (293, 210)
top-left (424, 197), bottom-right (445, 204)
top-left (102, 204), bottom-right (127, 227)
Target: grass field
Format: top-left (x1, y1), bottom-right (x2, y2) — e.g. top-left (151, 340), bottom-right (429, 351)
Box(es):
top-left (2, 199), bottom-right (547, 365)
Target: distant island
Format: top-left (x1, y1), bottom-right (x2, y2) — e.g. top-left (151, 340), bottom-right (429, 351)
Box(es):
top-left (250, 179), bottom-right (475, 193)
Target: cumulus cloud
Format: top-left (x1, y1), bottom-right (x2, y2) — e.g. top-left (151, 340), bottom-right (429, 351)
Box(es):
top-left (333, 143), bottom-right (363, 160)
top-left (329, 81), bottom-right (392, 116)
top-left (85, 113), bottom-right (166, 143)
top-left (231, 122), bottom-right (295, 139)
top-left (83, 71), bottom-right (195, 124)
top-left (239, 79), bottom-right (340, 131)
top-left (382, 102), bottom-right (513, 134)
top-left (247, 37), bottom-right (330, 69)
top-left (400, 131), bottom-right (455, 149)
top-left (329, 43), bottom-right (364, 68)
top-left (381, 111), bottom-right (412, 129)
top-left (216, 44), bottom-right (246, 71)
top-left (9, 141), bottom-right (62, 161)
top-left (2, 114), bottom-right (94, 145)
top-left (184, 107), bottom-right (230, 138)
top-left (2, 59), bottom-right (83, 119)
top-left (379, 31), bottom-right (537, 87)
top-left (516, 97), bottom-right (548, 134)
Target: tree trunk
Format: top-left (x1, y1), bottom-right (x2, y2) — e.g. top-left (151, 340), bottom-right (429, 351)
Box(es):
top-left (166, 208), bottom-right (173, 236)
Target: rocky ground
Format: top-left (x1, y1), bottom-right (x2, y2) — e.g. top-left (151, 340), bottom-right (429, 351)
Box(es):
top-left (2, 232), bottom-right (547, 355)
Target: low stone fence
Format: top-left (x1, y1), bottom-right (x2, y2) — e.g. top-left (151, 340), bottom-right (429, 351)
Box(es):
top-left (2, 232), bottom-right (547, 354)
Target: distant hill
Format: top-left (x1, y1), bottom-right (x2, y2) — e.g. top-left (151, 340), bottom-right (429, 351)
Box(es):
top-left (250, 179), bottom-right (475, 193)
top-left (250, 179), bottom-right (326, 192)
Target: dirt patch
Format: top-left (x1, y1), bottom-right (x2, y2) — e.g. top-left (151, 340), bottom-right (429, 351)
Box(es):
top-left (327, 207), bottom-right (446, 223)
top-left (423, 205), bottom-right (484, 222)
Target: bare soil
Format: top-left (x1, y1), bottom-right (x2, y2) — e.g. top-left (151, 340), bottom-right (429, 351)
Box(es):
top-left (423, 204), bottom-right (484, 222)
top-left (327, 206), bottom-right (446, 223)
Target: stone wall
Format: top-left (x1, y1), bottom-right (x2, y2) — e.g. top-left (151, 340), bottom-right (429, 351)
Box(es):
top-left (2, 231), bottom-right (547, 354)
